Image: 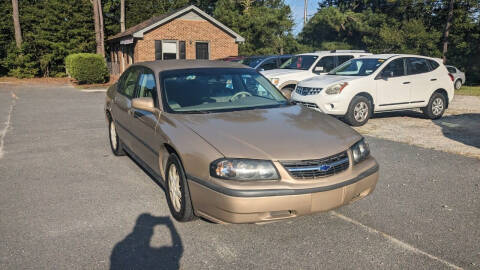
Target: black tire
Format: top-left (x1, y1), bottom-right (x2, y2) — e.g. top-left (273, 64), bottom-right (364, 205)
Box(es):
top-left (280, 87), bottom-right (294, 99)
top-left (108, 118), bottom-right (125, 156)
top-left (422, 92), bottom-right (446, 119)
top-left (165, 154), bottom-right (196, 222)
top-left (454, 79), bottom-right (462, 90)
top-left (344, 96), bottom-right (372, 126)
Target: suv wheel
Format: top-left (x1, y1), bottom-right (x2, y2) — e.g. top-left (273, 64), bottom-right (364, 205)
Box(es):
top-left (108, 119), bottom-right (125, 156)
top-left (344, 96), bottom-right (372, 126)
top-left (281, 87), bottom-right (294, 99)
top-left (165, 154), bottom-right (196, 222)
top-left (454, 79), bottom-right (462, 90)
top-left (422, 93), bottom-right (446, 119)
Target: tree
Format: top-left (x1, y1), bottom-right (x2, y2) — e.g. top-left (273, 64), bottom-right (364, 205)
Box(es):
top-left (120, 0), bottom-right (125, 32)
top-left (11, 0), bottom-right (22, 48)
top-left (442, 0), bottom-right (454, 63)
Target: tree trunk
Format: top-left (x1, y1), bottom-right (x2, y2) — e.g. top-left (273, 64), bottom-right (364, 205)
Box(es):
top-left (97, 0), bottom-right (105, 56)
top-left (442, 0), bottom-right (454, 64)
top-left (92, 0), bottom-right (101, 55)
top-left (120, 0), bottom-right (125, 32)
top-left (11, 0), bottom-right (22, 48)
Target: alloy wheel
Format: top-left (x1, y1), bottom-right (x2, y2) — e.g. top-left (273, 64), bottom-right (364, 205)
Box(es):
top-left (168, 164), bottom-right (182, 212)
top-left (353, 101), bottom-right (369, 122)
top-left (432, 97), bottom-right (444, 116)
top-left (110, 121), bottom-right (117, 150)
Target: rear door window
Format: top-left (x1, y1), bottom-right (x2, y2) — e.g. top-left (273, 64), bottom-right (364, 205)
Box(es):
top-left (406, 58), bottom-right (431, 75)
top-left (118, 67), bottom-right (140, 98)
top-left (381, 58), bottom-right (405, 77)
top-left (315, 56), bottom-right (335, 73)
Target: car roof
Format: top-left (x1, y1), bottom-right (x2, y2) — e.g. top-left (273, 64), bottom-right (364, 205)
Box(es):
top-left (360, 54), bottom-right (441, 61)
top-left (297, 51), bottom-right (370, 56)
top-left (132, 60), bottom-right (248, 73)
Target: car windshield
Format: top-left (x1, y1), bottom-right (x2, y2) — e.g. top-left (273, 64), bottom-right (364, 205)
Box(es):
top-left (161, 68), bottom-right (288, 113)
top-left (241, 57), bottom-right (266, 68)
top-left (279, 55), bottom-right (318, 70)
top-left (328, 58), bottom-right (385, 76)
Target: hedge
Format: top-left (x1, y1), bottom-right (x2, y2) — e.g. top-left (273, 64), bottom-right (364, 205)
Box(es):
top-left (65, 53), bottom-right (109, 84)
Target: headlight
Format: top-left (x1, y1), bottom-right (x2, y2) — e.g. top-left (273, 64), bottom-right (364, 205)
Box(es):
top-left (210, 159), bottom-right (279, 181)
top-left (325, 82), bottom-right (348, 95)
top-left (270, 78), bottom-right (280, 85)
top-left (350, 139), bottom-right (370, 164)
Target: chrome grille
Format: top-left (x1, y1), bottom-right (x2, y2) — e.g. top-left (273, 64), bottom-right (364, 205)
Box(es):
top-left (296, 86), bottom-right (322, 96)
top-left (281, 151), bottom-right (349, 179)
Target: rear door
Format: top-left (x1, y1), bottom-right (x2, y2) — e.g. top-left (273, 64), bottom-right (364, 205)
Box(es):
top-left (406, 57), bottom-right (434, 104)
top-left (376, 58), bottom-right (411, 110)
top-left (129, 67), bottom-right (160, 171)
top-left (112, 67), bottom-right (141, 149)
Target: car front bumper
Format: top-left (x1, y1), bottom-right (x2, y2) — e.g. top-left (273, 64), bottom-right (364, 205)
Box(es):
top-left (291, 91), bottom-right (350, 115)
top-left (187, 158), bottom-right (379, 224)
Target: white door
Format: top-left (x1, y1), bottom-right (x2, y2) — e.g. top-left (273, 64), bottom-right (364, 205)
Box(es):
top-left (376, 58), bottom-right (411, 110)
top-left (405, 57), bottom-right (435, 104)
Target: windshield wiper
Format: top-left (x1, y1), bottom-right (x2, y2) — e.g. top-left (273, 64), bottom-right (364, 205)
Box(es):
top-left (177, 110), bottom-right (212, 114)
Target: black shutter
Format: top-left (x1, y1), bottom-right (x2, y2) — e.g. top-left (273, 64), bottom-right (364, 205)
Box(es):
top-left (179, 41), bottom-right (186, 59)
top-left (155, 40), bottom-right (162, 60)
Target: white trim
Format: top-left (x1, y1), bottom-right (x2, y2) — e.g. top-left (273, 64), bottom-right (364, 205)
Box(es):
top-left (132, 5), bottom-right (245, 43)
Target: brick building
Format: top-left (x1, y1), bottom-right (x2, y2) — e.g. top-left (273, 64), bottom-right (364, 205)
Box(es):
top-left (107, 5), bottom-right (244, 74)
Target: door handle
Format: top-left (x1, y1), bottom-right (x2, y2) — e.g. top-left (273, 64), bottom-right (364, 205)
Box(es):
top-left (402, 82), bottom-right (411, 84)
top-left (430, 78), bottom-right (437, 81)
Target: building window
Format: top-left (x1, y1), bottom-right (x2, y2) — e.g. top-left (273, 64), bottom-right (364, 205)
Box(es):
top-left (155, 40), bottom-right (185, 60)
top-left (162, 41), bottom-right (177, 60)
top-left (195, 42), bottom-right (209, 60)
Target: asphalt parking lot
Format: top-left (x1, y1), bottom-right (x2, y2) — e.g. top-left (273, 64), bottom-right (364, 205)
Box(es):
top-left (0, 83), bottom-right (479, 269)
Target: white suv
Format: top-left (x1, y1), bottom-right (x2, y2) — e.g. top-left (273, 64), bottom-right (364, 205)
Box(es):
top-left (291, 54), bottom-right (454, 126)
top-left (261, 50), bottom-right (371, 98)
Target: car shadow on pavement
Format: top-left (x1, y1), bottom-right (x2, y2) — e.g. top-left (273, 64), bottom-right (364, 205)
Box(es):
top-left (110, 214), bottom-right (183, 270)
top-left (432, 113), bottom-right (480, 149)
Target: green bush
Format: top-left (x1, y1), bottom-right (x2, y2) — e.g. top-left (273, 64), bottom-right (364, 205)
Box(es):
top-left (65, 53), bottom-right (108, 84)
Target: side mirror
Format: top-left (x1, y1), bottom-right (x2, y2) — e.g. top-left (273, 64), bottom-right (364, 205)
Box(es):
top-left (314, 66), bottom-right (324, 72)
top-left (132, 97), bottom-right (155, 112)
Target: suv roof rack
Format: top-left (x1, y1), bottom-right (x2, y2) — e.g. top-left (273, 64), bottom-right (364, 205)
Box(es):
top-left (329, 50), bottom-right (367, 53)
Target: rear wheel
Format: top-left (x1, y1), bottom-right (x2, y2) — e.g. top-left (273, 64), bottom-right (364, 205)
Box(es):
top-left (454, 79), bottom-right (462, 90)
top-left (280, 87), bottom-right (294, 99)
top-left (344, 96), bottom-right (372, 126)
top-left (108, 118), bottom-right (125, 156)
top-left (422, 93), bottom-right (446, 119)
top-left (165, 154), bottom-right (196, 222)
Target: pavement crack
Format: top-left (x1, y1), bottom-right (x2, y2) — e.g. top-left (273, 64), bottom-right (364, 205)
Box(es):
top-left (331, 211), bottom-right (463, 270)
top-left (0, 91), bottom-right (17, 159)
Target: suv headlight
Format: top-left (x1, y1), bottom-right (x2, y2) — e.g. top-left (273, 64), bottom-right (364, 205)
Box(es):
top-left (325, 82), bottom-right (348, 95)
top-left (350, 139), bottom-right (370, 164)
top-left (210, 159), bottom-right (279, 181)
top-left (270, 78), bottom-right (280, 85)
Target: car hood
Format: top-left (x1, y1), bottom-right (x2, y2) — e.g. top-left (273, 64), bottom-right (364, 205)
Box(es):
top-left (298, 75), bottom-right (359, 88)
top-left (261, 69), bottom-right (308, 78)
top-left (170, 105), bottom-right (362, 161)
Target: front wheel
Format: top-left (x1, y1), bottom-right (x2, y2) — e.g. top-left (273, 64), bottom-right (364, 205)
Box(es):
top-left (165, 154), bottom-right (196, 222)
top-left (280, 87), bottom-right (294, 99)
top-left (422, 93), bottom-right (446, 119)
top-left (454, 79), bottom-right (462, 90)
top-left (344, 96), bottom-right (372, 126)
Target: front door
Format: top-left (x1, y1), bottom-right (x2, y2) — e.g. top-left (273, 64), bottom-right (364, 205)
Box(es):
top-left (376, 58), bottom-right (411, 110)
top-left (129, 68), bottom-right (160, 171)
top-left (195, 42), bottom-right (209, 60)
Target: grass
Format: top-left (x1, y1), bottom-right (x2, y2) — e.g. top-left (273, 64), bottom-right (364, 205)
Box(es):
top-left (456, 85), bottom-right (480, 96)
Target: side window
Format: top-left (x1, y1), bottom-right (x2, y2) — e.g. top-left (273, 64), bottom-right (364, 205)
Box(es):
top-left (315, 56), bottom-right (335, 73)
top-left (446, 66), bottom-right (456, 73)
top-left (381, 58), bottom-right (405, 77)
top-left (136, 69), bottom-right (156, 100)
top-left (429, 60), bottom-right (440, 71)
top-left (118, 68), bottom-right (140, 98)
top-left (260, 58), bottom-right (278, 70)
top-left (406, 58), bottom-right (431, 75)
top-left (241, 74), bottom-right (270, 97)
top-left (337, 55), bottom-right (354, 66)
top-left (279, 56), bottom-right (290, 65)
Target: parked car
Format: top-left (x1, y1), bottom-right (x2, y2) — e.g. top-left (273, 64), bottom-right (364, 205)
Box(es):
top-left (219, 56), bottom-right (245, 62)
top-left (105, 60), bottom-right (379, 224)
top-left (261, 50), bottom-right (372, 99)
top-left (291, 54), bottom-right (454, 126)
top-left (446, 65), bottom-right (466, 90)
top-left (240, 55), bottom-right (292, 71)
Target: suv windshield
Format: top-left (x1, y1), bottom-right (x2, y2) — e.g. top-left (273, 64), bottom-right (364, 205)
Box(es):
top-left (328, 58), bottom-right (385, 76)
top-left (241, 57), bottom-right (266, 68)
top-left (161, 68), bottom-right (288, 113)
top-left (279, 55), bottom-right (318, 70)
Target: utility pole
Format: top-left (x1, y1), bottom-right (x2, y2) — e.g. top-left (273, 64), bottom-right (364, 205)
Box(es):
top-left (120, 0), bottom-right (125, 32)
top-left (304, 0), bottom-right (308, 25)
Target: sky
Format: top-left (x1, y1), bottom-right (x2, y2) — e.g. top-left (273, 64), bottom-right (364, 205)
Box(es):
top-left (285, 0), bottom-right (320, 35)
